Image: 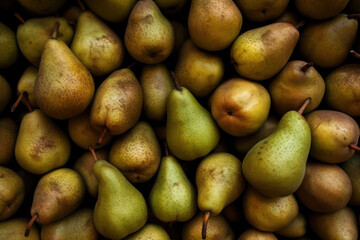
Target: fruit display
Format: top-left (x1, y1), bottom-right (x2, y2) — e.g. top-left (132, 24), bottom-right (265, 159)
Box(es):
top-left (1, 0), bottom-right (360, 239)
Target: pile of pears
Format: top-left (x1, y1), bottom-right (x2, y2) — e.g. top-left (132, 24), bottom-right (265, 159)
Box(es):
top-left (2, 0), bottom-right (360, 239)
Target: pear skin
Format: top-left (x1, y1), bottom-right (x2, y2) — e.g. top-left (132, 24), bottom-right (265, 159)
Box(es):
top-left (0, 117), bottom-right (18, 165)
top-left (294, 0), bottom-right (349, 20)
top-left (340, 152), bottom-right (360, 206)
top-left (16, 65), bottom-right (38, 108)
top-left (0, 74), bottom-right (12, 113)
top-left (275, 212), bottom-right (307, 238)
top-left (0, 22), bottom-right (18, 69)
top-left (17, 0), bottom-right (68, 15)
top-left (124, 223), bottom-right (170, 240)
top-left (0, 217), bottom-right (40, 240)
top-left (238, 228), bottom-right (278, 240)
top-left (236, 0), bottom-right (290, 22)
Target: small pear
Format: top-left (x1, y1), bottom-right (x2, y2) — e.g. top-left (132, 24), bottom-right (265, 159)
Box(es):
top-left (124, 0), bottom-right (175, 64)
top-left (71, 11), bottom-right (125, 76)
top-left (0, 117), bottom-right (18, 165)
top-left (294, 0), bottom-right (349, 20)
top-left (0, 217), bottom-right (40, 240)
top-left (149, 154), bottom-right (197, 222)
top-left (17, 0), bottom-right (68, 15)
top-left (238, 228), bottom-right (278, 240)
top-left (0, 22), bottom-right (18, 69)
top-left (275, 212), bottom-right (307, 238)
top-left (340, 152), bottom-right (360, 206)
top-left (0, 74), bottom-right (12, 113)
top-left (93, 160), bottom-right (148, 239)
top-left (15, 65), bottom-right (38, 109)
top-left (231, 22), bottom-right (299, 81)
top-left (124, 223), bottom-right (170, 240)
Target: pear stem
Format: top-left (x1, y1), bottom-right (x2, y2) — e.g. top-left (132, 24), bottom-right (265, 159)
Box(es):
top-left (348, 14), bottom-right (360, 19)
top-left (168, 221), bottom-right (175, 228)
top-left (23, 92), bottom-right (33, 112)
top-left (127, 61), bottom-right (137, 69)
top-left (77, 0), bottom-right (86, 11)
top-left (51, 22), bottom-right (61, 39)
top-left (300, 62), bottom-right (314, 72)
top-left (350, 50), bottom-right (360, 59)
top-left (25, 214), bottom-right (38, 237)
top-left (349, 144), bottom-right (360, 152)
top-left (297, 97), bottom-right (312, 115)
top-left (14, 12), bottom-right (25, 24)
top-left (295, 19), bottom-right (306, 30)
top-left (96, 128), bottom-right (108, 145)
top-left (88, 145), bottom-right (98, 161)
top-left (171, 71), bottom-right (182, 91)
top-left (202, 211), bottom-right (211, 240)
top-left (11, 92), bottom-right (24, 112)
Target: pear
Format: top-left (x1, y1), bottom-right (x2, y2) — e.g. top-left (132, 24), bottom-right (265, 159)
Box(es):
top-left (305, 110), bottom-right (359, 163)
top-left (41, 208), bottom-right (98, 240)
top-left (109, 121), bottom-right (161, 183)
top-left (0, 117), bottom-right (18, 165)
top-left (84, 0), bottom-right (136, 23)
top-left (269, 60), bottom-right (325, 115)
top-left (238, 228), bottom-right (278, 240)
top-left (275, 212), bottom-right (307, 238)
top-left (188, 0), bottom-right (243, 51)
top-left (340, 152), bottom-right (360, 206)
top-left (0, 22), bottom-right (18, 69)
top-left (174, 39), bottom-right (225, 97)
top-left (93, 160), bottom-right (148, 239)
top-left (155, 0), bottom-right (188, 14)
top-left (0, 217), bottom-right (40, 240)
top-left (90, 68), bottom-right (143, 136)
top-left (210, 78), bottom-right (271, 137)
top-left (15, 65), bottom-right (38, 110)
top-left (166, 85), bottom-right (220, 161)
top-left (242, 100), bottom-right (311, 197)
top-left (0, 74), bottom-right (12, 113)
top-left (294, 0), bottom-right (349, 20)
top-left (0, 166), bottom-right (25, 221)
top-left (16, 17), bottom-right (74, 67)
top-left (71, 11), bottom-right (125, 77)
top-left (149, 154), bottom-right (197, 222)
top-left (274, 10), bottom-right (301, 27)
top-left (170, 21), bottom-right (188, 54)
top-left (231, 22), bottom-right (299, 81)
top-left (235, 0), bottom-right (290, 22)
top-left (17, 0), bottom-right (68, 15)
top-left (140, 64), bottom-right (174, 121)
top-left (62, 5), bottom-right (82, 24)
top-left (124, 0), bottom-right (175, 64)
top-left (325, 64), bottom-right (360, 117)
top-left (298, 14), bottom-right (358, 69)
top-left (15, 109), bottom-right (71, 175)
top-left (124, 223), bottom-right (170, 240)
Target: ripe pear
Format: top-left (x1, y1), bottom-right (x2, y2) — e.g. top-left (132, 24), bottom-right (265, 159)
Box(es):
top-left (174, 39), bottom-right (225, 97)
top-left (84, 0), bottom-right (136, 23)
top-left (166, 86), bottom-right (220, 161)
top-left (242, 103), bottom-right (311, 197)
top-left (71, 11), bottom-right (125, 77)
top-left (0, 74), bottom-right (12, 113)
top-left (124, 223), bottom-right (170, 240)
top-left (188, 0), bottom-right (243, 51)
top-left (17, 0), bottom-right (68, 15)
top-left (149, 154), bottom-right (197, 222)
top-left (124, 0), bottom-right (175, 64)
top-left (0, 117), bottom-right (18, 165)
top-left (325, 64), bottom-right (360, 116)
top-left (275, 212), bottom-right (307, 238)
top-left (294, 0), bottom-right (349, 20)
top-left (93, 160), bottom-right (148, 239)
top-left (238, 228), bottom-right (278, 240)
top-left (0, 217), bottom-right (40, 240)
top-left (235, 0), bottom-right (290, 22)
top-left (269, 60), bottom-right (325, 115)
top-left (210, 78), bottom-right (271, 137)
top-left (15, 109), bottom-right (71, 175)
top-left (140, 64), bottom-right (174, 121)
top-left (0, 166), bottom-right (25, 221)
top-left (231, 22), bottom-right (299, 81)
top-left (305, 110), bottom-right (359, 163)
top-left (16, 17), bottom-right (74, 67)
top-left (62, 5), bottom-right (82, 24)
top-left (298, 14), bottom-right (358, 69)
top-left (90, 68), bottom-right (143, 136)
top-left (41, 208), bottom-right (98, 240)
top-left (340, 152), bottom-right (360, 206)
top-left (16, 65), bottom-right (38, 109)
top-left (0, 22), bottom-right (18, 69)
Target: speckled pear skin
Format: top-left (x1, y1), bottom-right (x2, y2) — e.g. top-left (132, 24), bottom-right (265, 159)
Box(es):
top-left (149, 155), bottom-right (197, 222)
top-left (124, 223), bottom-right (170, 240)
top-left (242, 110), bottom-right (311, 197)
top-left (0, 218), bottom-right (40, 240)
top-left (166, 87), bottom-right (220, 161)
top-left (93, 160), bottom-right (147, 240)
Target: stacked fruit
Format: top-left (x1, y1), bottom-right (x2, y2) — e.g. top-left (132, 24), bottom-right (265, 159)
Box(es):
top-left (1, 0), bottom-right (360, 239)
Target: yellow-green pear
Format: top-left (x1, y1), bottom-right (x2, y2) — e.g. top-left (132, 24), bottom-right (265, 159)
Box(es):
top-left (0, 22), bottom-right (18, 69)
top-left (17, 0), bottom-right (68, 15)
top-left (15, 65), bottom-right (38, 109)
top-left (124, 223), bottom-right (170, 240)
top-left (71, 11), bottom-right (125, 77)
top-left (231, 22), bottom-right (299, 81)
top-left (294, 0), bottom-right (349, 20)
top-left (0, 117), bottom-right (18, 165)
top-left (238, 228), bottom-right (278, 240)
top-left (62, 5), bottom-right (82, 24)
top-left (0, 74), bottom-right (12, 113)
top-left (340, 152), bottom-right (360, 206)
top-left (0, 217), bottom-right (40, 240)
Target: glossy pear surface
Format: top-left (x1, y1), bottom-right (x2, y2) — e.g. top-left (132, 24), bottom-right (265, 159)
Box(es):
top-left (0, 22), bottom-right (18, 69)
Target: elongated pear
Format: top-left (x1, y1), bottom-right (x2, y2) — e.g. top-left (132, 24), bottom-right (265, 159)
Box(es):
top-left (149, 155), bottom-right (197, 222)
top-left (93, 160), bottom-right (147, 239)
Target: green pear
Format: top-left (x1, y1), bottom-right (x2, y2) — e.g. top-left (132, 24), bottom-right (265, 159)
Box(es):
top-left (15, 109), bottom-right (71, 175)
top-left (84, 0), bottom-right (136, 23)
top-left (93, 160), bottom-right (147, 239)
top-left (242, 105), bottom-right (311, 197)
top-left (124, 0), bottom-right (175, 64)
top-left (0, 22), bottom-right (18, 69)
top-left (71, 11), bottom-right (125, 77)
top-left (0, 166), bottom-right (25, 221)
top-left (109, 121), bottom-right (161, 183)
top-left (340, 152), bottom-right (360, 206)
top-left (188, 0), bottom-right (243, 51)
top-left (166, 86), bottom-right (220, 161)
top-left (0, 117), bottom-right (18, 165)
top-left (16, 65), bottom-right (38, 109)
top-left (62, 5), bottom-right (82, 24)
top-left (140, 64), bottom-right (174, 121)
top-left (124, 223), bottom-right (170, 240)
top-left (90, 68), bottom-right (143, 136)
top-left (298, 14), bottom-right (358, 69)
top-left (0, 74), bottom-right (12, 113)
top-left (41, 208), bottom-right (98, 240)
top-left (0, 217), bottom-right (40, 240)
top-left (149, 155), bottom-right (197, 222)
top-left (231, 22), bottom-right (299, 81)
top-left (294, 0), bottom-right (349, 20)
top-left (16, 17), bottom-right (74, 67)
top-left (17, 0), bottom-right (68, 15)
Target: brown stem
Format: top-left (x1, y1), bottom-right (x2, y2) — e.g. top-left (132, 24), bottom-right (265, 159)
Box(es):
top-left (51, 22), bottom-right (61, 39)
top-left (168, 221), bottom-right (175, 228)
top-left (297, 97), bottom-right (312, 115)
top-left (164, 141), bottom-right (169, 156)
top-left (295, 19), bottom-right (306, 30)
top-left (348, 14), bottom-right (360, 19)
top-left (88, 145), bottom-right (98, 161)
top-left (171, 71), bottom-right (182, 91)
top-left (126, 61), bottom-right (137, 69)
top-left (96, 128), bottom-right (108, 145)
top-left (23, 92), bottom-right (33, 112)
top-left (202, 211), bottom-right (211, 240)
top-left (350, 50), bottom-right (360, 59)
top-left (229, 59), bottom-right (236, 65)
top-left (301, 62), bottom-right (314, 72)
top-left (77, 0), bottom-right (86, 11)
top-left (11, 92), bottom-right (24, 112)
top-left (349, 144), bottom-right (360, 152)
top-left (14, 12), bottom-right (25, 24)
top-left (25, 214), bottom-right (38, 237)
